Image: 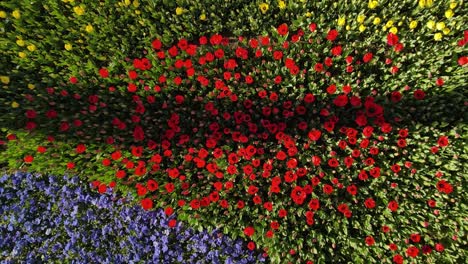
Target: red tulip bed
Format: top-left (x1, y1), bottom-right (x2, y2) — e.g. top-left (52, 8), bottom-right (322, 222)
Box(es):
top-left (1, 2), bottom-right (467, 263)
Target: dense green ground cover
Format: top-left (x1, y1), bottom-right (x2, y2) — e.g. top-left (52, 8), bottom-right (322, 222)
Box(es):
top-left (1, 0), bottom-right (467, 263)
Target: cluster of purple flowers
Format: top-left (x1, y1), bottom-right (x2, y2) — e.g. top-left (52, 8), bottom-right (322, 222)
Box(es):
top-left (0, 172), bottom-right (265, 263)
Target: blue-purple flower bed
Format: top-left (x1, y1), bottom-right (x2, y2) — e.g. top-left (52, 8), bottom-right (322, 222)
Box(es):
top-left (0, 172), bottom-right (265, 263)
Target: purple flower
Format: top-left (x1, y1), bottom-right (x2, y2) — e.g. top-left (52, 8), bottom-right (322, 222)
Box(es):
top-left (0, 172), bottom-right (265, 263)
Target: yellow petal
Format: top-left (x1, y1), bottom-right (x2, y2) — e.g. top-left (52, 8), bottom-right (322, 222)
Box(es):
top-left (27, 44), bottom-right (36, 52)
top-left (12, 9), bottom-right (20, 19)
top-left (445, 9), bottom-right (454, 19)
top-left (0, 76), bottom-right (10, 84)
top-left (16, 39), bottom-right (25, 47)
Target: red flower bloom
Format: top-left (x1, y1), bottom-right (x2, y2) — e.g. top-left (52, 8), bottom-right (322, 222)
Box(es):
top-left (308, 198), bottom-right (320, 211)
top-left (422, 245), bottom-right (432, 254)
top-left (391, 91), bottom-right (402, 102)
top-left (333, 94), bottom-right (348, 107)
top-left (346, 184), bottom-right (358, 196)
top-left (387, 32), bottom-right (399, 46)
top-left (314, 63), bottom-right (324, 72)
top-left (151, 39), bottom-right (162, 50)
top-left (365, 236), bottom-right (375, 246)
top-left (37, 146), bottom-right (47, 153)
top-left (328, 158), bottom-right (339, 168)
top-left (363, 52), bottom-right (373, 63)
top-left (326, 29), bottom-right (339, 41)
top-left (24, 155), bottom-right (34, 163)
top-left (413, 89), bottom-right (425, 100)
top-left (308, 129), bottom-right (322, 141)
top-left (291, 186), bottom-right (307, 205)
top-left (393, 254), bottom-right (404, 264)
top-left (437, 136), bottom-right (449, 147)
top-left (278, 209), bottom-right (288, 218)
top-left (364, 198), bottom-right (376, 209)
top-left (67, 162), bottom-right (75, 170)
top-left (99, 68), bottom-right (109, 78)
top-left (406, 246), bottom-right (419, 258)
top-left (168, 219), bottom-right (177, 228)
top-left (277, 23), bottom-right (289, 36)
top-left (247, 241), bottom-right (256, 250)
top-left (76, 144), bottom-right (86, 154)
top-left (410, 233), bottom-right (421, 243)
top-left (141, 198), bottom-right (153, 210)
top-left (435, 243), bottom-right (444, 252)
top-left (391, 164), bottom-right (401, 173)
top-left (244, 226), bottom-right (255, 237)
top-left (388, 201), bottom-right (399, 212)
top-left (436, 180), bottom-right (453, 194)
top-left (323, 184), bottom-right (334, 195)
top-left (331, 45), bottom-right (342, 56)
top-left (133, 125), bottom-right (145, 141)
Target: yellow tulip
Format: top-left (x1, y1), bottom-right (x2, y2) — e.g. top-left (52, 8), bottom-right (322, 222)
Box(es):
top-left (418, 0), bottom-right (425, 8)
top-left (19, 52), bottom-right (27, 58)
top-left (73, 6), bottom-right (85, 16)
top-left (0, 11), bottom-right (7, 18)
top-left (373, 17), bottom-right (381, 25)
top-left (123, 0), bottom-right (131, 6)
top-left (445, 9), bottom-right (454, 19)
top-left (305, 12), bottom-right (312, 17)
top-left (409, 20), bottom-right (418, 29)
top-left (65, 43), bottom-right (72, 51)
top-left (427, 20), bottom-right (435, 30)
top-left (426, 0), bottom-right (433, 7)
top-left (135, 10), bottom-right (141, 15)
top-left (11, 102), bottom-right (19, 108)
top-left (338, 17), bottom-right (346, 26)
top-left (346, 25), bottom-right (351, 31)
top-left (16, 39), bottom-right (25, 47)
top-left (434, 33), bottom-right (442, 41)
top-left (443, 28), bottom-right (451, 35)
top-left (28, 84), bottom-right (35, 90)
top-left (200, 13), bottom-right (206, 20)
top-left (175, 7), bottom-right (184, 15)
top-left (450, 2), bottom-right (457, 9)
top-left (0, 76), bottom-right (10, 84)
top-left (278, 0), bottom-right (286, 10)
top-left (386, 20), bottom-right (394, 27)
top-left (436, 22), bottom-right (445, 31)
top-left (357, 15), bottom-right (366, 24)
top-left (359, 24), bottom-right (366, 32)
top-left (85, 24), bottom-right (94, 33)
top-left (259, 3), bottom-right (269, 14)
top-left (12, 9), bottom-right (20, 19)
top-left (389, 27), bottom-right (398, 34)
top-left (368, 0), bottom-right (378, 9)
top-left (27, 44), bottom-right (36, 52)
top-left (133, 0), bottom-right (140, 8)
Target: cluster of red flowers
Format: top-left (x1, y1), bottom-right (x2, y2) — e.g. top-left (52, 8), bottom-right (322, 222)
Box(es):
top-left (9, 22), bottom-right (464, 263)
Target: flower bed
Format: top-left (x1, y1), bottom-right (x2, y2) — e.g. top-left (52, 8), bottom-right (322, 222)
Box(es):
top-left (1, 0), bottom-right (467, 263)
top-left (0, 172), bottom-right (265, 263)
